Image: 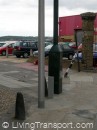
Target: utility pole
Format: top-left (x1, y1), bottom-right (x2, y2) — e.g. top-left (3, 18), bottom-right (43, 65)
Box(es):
top-left (38, 0), bottom-right (45, 108)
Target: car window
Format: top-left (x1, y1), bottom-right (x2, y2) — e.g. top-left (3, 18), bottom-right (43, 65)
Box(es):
top-left (62, 44), bottom-right (70, 49)
top-left (22, 42), bottom-right (28, 47)
top-left (14, 42), bottom-right (20, 46)
top-left (30, 42), bottom-right (37, 48)
top-left (45, 42), bottom-right (52, 47)
top-left (69, 42), bottom-right (76, 46)
top-left (8, 44), bottom-right (12, 47)
top-left (45, 44), bottom-right (53, 51)
top-left (0, 43), bottom-right (6, 47)
top-left (8, 43), bottom-right (14, 48)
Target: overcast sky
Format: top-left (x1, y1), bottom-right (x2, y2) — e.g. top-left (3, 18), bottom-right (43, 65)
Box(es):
top-left (0, 0), bottom-right (97, 36)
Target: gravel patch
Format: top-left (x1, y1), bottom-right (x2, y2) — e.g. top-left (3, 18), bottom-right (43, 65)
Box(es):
top-left (0, 85), bottom-right (16, 115)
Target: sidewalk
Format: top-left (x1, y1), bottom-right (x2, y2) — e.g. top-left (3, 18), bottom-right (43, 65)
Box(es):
top-left (0, 71), bottom-right (97, 130)
top-left (0, 57), bottom-right (97, 129)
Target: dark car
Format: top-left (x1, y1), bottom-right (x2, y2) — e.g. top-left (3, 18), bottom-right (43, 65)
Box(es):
top-left (33, 43), bottom-right (75, 60)
top-left (33, 44), bottom-right (53, 57)
top-left (44, 42), bottom-right (53, 47)
top-left (13, 41), bottom-right (38, 58)
top-left (60, 44), bottom-right (75, 60)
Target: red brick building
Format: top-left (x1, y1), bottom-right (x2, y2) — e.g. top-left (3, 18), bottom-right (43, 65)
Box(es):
top-left (59, 14), bottom-right (97, 42)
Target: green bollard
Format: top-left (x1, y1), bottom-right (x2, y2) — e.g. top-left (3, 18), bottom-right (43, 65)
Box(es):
top-left (49, 44), bottom-right (62, 94)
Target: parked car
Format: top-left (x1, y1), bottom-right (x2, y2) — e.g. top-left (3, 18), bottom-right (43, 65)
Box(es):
top-left (69, 42), bottom-right (81, 50)
top-left (44, 42), bottom-right (53, 47)
top-left (33, 44), bottom-right (53, 57)
top-left (13, 41), bottom-right (38, 58)
top-left (75, 51), bottom-right (97, 67)
top-left (75, 52), bottom-right (97, 60)
top-left (69, 42), bottom-right (77, 49)
top-left (60, 44), bottom-right (75, 60)
top-left (0, 41), bottom-right (16, 56)
top-left (33, 43), bottom-right (75, 60)
top-left (58, 42), bottom-right (70, 46)
top-left (0, 42), bottom-right (6, 47)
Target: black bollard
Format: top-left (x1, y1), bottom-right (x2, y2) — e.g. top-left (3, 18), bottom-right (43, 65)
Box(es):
top-left (45, 77), bottom-right (48, 97)
top-left (15, 92), bottom-right (25, 120)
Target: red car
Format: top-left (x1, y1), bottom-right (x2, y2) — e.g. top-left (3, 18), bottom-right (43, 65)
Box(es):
top-left (0, 41), bottom-right (16, 56)
top-left (69, 42), bottom-right (81, 50)
top-left (69, 42), bottom-right (77, 49)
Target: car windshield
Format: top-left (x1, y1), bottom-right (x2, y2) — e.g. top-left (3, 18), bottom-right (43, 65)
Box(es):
top-left (2, 43), bottom-right (10, 47)
top-left (69, 42), bottom-right (75, 46)
top-left (14, 41), bottom-right (20, 47)
top-left (2, 42), bottom-right (14, 47)
top-left (62, 44), bottom-right (70, 49)
top-left (0, 43), bottom-right (6, 47)
top-left (45, 44), bottom-right (53, 51)
top-left (45, 42), bottom-right (52, 46)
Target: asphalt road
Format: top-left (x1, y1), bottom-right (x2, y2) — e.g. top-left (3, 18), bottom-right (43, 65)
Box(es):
top-left (0, 56), bottom-right (44, 88)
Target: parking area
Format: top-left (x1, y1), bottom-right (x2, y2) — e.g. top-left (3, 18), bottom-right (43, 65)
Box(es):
top-left (0, 55), bottom-right (27, 63)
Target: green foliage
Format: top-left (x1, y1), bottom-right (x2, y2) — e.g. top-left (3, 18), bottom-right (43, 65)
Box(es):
top-left (0, 36), bottom-right (53, 41)
top-left (0, 36), bottom-right (36, 41)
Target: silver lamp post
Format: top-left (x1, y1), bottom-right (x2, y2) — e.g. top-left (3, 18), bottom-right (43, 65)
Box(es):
top-left (38, 0), bottom-right (45, 108)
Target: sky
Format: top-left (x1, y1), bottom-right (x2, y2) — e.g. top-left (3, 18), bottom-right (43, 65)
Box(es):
top-left (0, 0), bottom-right (97, 37)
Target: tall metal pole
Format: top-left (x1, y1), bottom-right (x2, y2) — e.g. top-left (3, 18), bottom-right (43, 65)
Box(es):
top-left (49, 0), bottom-right (62, 94)
top-left (38, 0), bottom-right (45, 108)
top-left (54, 0), bottom-right (58, 45)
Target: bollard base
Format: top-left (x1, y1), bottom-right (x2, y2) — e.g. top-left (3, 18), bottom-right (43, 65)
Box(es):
top-left (38, 101), bottom-right (45, 108)
top-left (49, 44), bottom-right (62, 94)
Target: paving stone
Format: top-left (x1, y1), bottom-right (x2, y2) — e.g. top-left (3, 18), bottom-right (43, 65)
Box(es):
top-left (70, 75), bottom-right (93, 82)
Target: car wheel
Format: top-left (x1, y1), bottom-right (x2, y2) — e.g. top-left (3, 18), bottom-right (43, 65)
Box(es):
top-left (68, 54), bottom-right (73, 60)
top-left (2, 51), bottom-right (6, 56)
top-left (16, 55), bottom-right (21, 58)
top-left (23, 52), bottom-right (29, 58)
